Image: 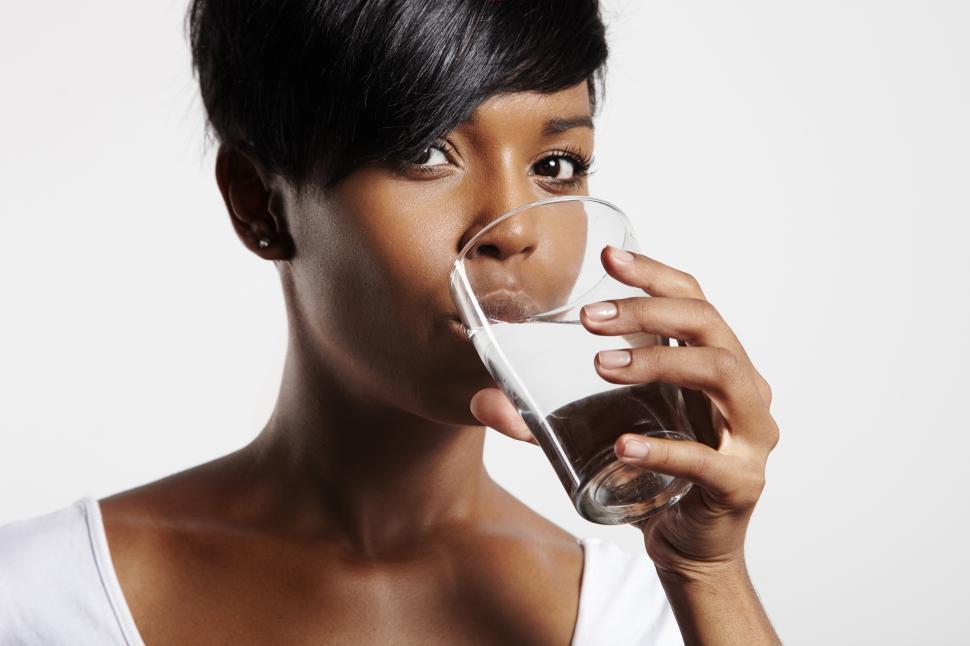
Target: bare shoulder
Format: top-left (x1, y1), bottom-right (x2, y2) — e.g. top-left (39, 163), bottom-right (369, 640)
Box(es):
top-left (97, 450), bottom-right (267, 641)
top-left (436, 483), bottom-right (586, 643)
top-left (97, 462), bottom-right (205, 579)
top-left (485, 480), bottom-right (584, 553)
top-left (98, 447), bottom-right (254, 564)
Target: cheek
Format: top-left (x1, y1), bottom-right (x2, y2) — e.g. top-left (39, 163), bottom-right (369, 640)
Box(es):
top-left (306, 228), bottom-right (488, 423)
top-left (356, 212), bottom-right (456, 329)
top-left (291, 188), bottom-right (468, 390)
top-left (339, 177), bottom-right (461, 322)
top-left (289, 171), bottom-right (493, 422)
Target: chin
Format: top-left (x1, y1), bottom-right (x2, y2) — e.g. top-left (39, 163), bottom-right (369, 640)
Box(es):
top-left (409, 371), bottom-right (498, 428)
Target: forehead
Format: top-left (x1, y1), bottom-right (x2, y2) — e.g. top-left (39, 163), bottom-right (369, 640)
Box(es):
top-left (455, 81), bottom-right (592, 139)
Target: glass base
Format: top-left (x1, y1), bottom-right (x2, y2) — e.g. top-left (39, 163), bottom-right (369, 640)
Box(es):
top-left (573, 430), bottom-right (694, 525)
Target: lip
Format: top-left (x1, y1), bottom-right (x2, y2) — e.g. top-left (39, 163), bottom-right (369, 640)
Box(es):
top-left (477, 290), bottom-right (541, 322)
top-left (446, 317), bottom-right (471, 342)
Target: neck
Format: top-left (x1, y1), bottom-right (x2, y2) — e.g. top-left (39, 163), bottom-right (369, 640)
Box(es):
top-left (245, 333), bottom-right (496, 558)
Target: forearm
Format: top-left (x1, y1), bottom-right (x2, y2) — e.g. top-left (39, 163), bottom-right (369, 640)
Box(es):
top-left (657, 561), bottom-right (780, 646)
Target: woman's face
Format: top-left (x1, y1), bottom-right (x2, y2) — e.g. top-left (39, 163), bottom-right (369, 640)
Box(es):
top-left (280, 80), bottom-right (594, 425)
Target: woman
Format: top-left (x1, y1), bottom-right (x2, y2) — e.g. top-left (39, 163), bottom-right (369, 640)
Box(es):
top-left (0, 1), bottom-right (780, 644)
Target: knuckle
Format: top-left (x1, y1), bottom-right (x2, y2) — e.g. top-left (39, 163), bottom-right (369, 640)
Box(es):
top-left (639, 344), bottom-right (666, 373)
top-left (691, 298), bottom-right (722, 328)
top-left (767, 418), bottom-right (781, 450)
top-left (750, 368), bottom-right (773, 405)
top-left (689, 446), bottom-right (713, 483)
top-left (729, 466), bottom-right (765, 507)
top-left (739, 485), bottom-right (764, 508)
top-left (759, 377), bottom-right (773, 405)
top-left (680, 271), bottom-right (702, 294)
top-left (655, 345), bottom-right (674, 376)
top-left (632, 297), bottom-right (653, 327)
top-left (652, 438), bottom-right (674, 469)
top-left (634, 269), bottom-right (659, 295)
top-left (748, 471), bottom-right (767, 503)
top-left (711, 347), bottom-right (744, 383)
top-left (751, 469), bottom-right (766, 495)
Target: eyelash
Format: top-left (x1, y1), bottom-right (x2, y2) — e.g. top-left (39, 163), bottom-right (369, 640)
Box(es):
top-left (403, 140), bottom-right (595, 188)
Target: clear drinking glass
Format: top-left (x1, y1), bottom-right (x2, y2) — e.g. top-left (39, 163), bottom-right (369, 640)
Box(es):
top-left (449, 195), bottom-right (718, 525)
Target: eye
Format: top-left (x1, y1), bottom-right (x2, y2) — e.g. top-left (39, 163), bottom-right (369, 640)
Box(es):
top-left (534, 156), bottom-right (578, 181)
top-left (399, 139), bottom-right (457, 176)
top-left (532, 145), bottom-right (594, 187)
top-left (412, 144), bottom-right (450, 168)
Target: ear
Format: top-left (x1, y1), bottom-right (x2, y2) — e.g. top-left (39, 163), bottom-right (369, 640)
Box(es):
top-left (215, 144), bottom-right (292, 260)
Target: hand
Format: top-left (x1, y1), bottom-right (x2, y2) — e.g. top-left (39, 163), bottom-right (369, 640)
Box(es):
top-left (469, 245), bottom-right (780, 581)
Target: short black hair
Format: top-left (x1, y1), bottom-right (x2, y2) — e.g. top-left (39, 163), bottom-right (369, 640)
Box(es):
top-left (186, 0), bottom-right (609, 192)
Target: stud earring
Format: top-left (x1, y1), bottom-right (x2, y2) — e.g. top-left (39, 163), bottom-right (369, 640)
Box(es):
top-left (257, 237), bottom-right (271, 249)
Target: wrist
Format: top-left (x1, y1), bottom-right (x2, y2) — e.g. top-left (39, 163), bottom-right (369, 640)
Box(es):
top-left (654, 554), bottom-right (750, 588)
top-left (654, 556), bottom-right (780, 646)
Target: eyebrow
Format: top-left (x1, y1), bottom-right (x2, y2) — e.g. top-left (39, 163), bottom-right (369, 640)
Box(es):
top-left (541, 115), bottom-right (594, 136)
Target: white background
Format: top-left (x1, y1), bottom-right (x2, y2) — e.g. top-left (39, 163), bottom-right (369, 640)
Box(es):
top-left (2, 1), bottom-right (968, 643)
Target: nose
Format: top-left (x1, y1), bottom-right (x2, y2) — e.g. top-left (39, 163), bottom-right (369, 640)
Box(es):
top-left (464, 211), bottom-right (538, 262)
top-left (457, 174), bottom-right (542, 261)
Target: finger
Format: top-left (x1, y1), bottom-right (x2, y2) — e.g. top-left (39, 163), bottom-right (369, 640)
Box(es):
top-left (469, 388), bottom-right (539, 446)
top-left (597, 246), bottom-right (761, 368)
top-left (752, 368), bottom-right (773, 408)
top-left (593, 344), bottom-right (772, 443)
top-left (596, 247), bottom-right (771, 397)
top-left (613, 433), bottom-right (765, 508)
top-left (601, 245), bottom-right (706, 300)
top-left (580, 295), bottom-right (747, 359)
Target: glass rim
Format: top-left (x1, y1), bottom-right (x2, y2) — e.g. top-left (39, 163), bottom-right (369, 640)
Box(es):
top-left (449, 195), bottom-right (634, 284)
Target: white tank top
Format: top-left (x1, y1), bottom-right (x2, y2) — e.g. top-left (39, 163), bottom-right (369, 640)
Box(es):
top-left (0, 498), bottom-right (682, 645)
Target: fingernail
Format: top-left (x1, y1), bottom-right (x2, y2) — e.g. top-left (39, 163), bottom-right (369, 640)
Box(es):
top-left (619, 437), bottom-right (650, 459)
top-left (608, 246), bottom-right (634, 262)
top-left (597, 349), bottom-right (631, 368)
top-left (583, 301), bottom-right (617, 321)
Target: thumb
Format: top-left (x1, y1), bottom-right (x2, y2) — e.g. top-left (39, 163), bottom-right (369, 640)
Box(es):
top-left (469, 387), bottom-right (539, 447)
